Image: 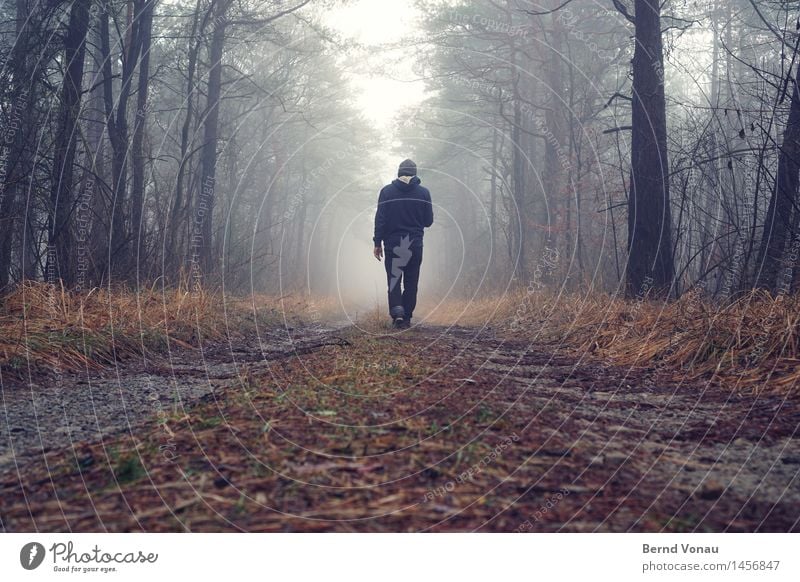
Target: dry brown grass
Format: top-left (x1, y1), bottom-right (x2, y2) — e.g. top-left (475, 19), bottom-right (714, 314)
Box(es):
top-left (6, 281), bottom-right (799, 395)
top-left (356, 303), bottom-right (394, 332)
top-left (0, 281), bottom-right (329, 378)
top-left (423, 289), bottom-right (800, 395)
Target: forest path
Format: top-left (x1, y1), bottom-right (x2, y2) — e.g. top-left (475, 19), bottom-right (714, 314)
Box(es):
top-left (1, 323), bottom-right (798, 531)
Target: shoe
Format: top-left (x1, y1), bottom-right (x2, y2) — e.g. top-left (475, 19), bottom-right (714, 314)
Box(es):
top-left (389, 306), bottom-right (405, 328)
top-left (399, 318), bottom-right (411, 329)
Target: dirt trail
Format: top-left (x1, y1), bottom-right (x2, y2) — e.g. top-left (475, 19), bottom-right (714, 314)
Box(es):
top-left (0, 324), bottom-right (346, 474)
top-left (1, 323), bottom-right (798, 532)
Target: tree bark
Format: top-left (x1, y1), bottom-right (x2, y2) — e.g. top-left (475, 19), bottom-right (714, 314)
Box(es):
top-left (194, 0), bottom-right (230, 280)
top-left (509, 36), bottom-right (527, 283)
top-left (101, 0), bottom-right (144, 278)
top-left (543, 9), bottom-right (565, 254)
top-left (47, 0), bottom-right (91, 286)
top-left (80, 12), bottom-right (109, 290)
top-left (627, 0), bottom-right (674, 297)
top-left (167, 0), bottom-right (203, 273)
top-left (756, 58), bottom-right (800, 293)
top-left (0, 0), bottom-right (37, 289)
top-left (130, 0), bottom-right (156, 272)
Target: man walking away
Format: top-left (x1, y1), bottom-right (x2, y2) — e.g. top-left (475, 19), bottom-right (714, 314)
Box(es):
top-left (373, 159), bottom-right (434, 329)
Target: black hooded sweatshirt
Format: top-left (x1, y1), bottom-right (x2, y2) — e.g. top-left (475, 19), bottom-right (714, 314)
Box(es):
top-left (373, 176), bottom-right (434, 247)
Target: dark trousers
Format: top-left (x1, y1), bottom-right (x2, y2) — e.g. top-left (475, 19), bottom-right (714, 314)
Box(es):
top-left (384, 236), bottom-right (423, 319)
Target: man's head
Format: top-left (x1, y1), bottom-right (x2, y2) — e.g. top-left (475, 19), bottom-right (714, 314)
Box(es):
top-left (398, 159), bottom-right (417, 177)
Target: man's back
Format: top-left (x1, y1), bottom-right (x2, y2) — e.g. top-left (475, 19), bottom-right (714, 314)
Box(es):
top-left (373, 176), bottom-right (433, 247)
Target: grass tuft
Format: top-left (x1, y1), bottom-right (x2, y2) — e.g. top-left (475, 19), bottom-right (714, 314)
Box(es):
top-left (0, 281), bottom-right (328, 378)
top-left (422, 289), bottom-right (800, 395)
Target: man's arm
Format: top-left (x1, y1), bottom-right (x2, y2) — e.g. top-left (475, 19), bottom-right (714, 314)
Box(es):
top-left (423, 188), bottom-right (434, 228)
top-left (373, 188), bottom-right (386, 260)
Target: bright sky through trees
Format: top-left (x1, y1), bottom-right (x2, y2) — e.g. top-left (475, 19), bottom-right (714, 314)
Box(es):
top-left (325, 0), bottom-right (427, 133)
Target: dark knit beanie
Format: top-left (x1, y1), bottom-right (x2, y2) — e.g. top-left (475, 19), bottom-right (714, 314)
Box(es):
top-left (398, 159), bottom-right (417, 177)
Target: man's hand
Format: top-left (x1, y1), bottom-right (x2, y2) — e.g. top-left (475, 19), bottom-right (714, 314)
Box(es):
top-left (373, 246), bottom-right (383, 261)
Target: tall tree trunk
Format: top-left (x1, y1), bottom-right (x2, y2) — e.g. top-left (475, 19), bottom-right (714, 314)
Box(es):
top-left (627, 0), bottom-right (674, 297)
top-left (543, 9), bottom-right (565, 254)
top-left (0, 0), bottom-right (36, 289)
top-left (99, 4), bottom-right (123, 279)
top-left (130, 0), bottom-right (156, 273)
top-left (756, 58), bottom-right (800, 293)
top-left (294, 197), bottom-right (308, 289)
top-left (509, 28), bottom-right (528, 284)
top-left (195, 0), bottom-right (230, 280)
top-left (511, 92), bottom-right (526, 282)
top-left (101, 0), bottom-right (144, 279)
top-left (168, 0), bottom-right (203, 274)
top-left (48, 0), bottom-right (91, 286)
top-left (698, 0), bottom-right (722, 289)
top-left (489, 128), bottom-right (499, 279)
top-left (80, 13), bottom-right (109, 290)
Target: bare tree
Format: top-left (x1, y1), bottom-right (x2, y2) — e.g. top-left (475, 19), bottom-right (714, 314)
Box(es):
top-left (48, 0), bottom-right (91, 285)
top-left (757, 56), bottom-right (800, 292)
top-left (624, 0), bottom-right (675, 296)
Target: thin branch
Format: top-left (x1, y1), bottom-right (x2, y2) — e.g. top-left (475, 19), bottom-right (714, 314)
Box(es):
top-left (604, 92), bottom-right (632, 108)
top-left (611, 0), bottom-right (635, 24)
top-left (602, 125), bottom-right (632, 134)
top-left (524, 0), bottom-right (576, 17)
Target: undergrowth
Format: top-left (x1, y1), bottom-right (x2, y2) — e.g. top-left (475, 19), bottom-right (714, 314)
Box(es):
top-left (421, 289), bottom-right (800, 395)
top-left (0, 281), bottom-right (331, 378)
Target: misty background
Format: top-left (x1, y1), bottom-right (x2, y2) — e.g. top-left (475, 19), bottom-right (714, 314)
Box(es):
top-left (1, 0), bottom-right (798, 314)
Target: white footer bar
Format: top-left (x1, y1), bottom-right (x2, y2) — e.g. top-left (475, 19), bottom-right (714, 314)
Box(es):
top-left (1, 533), bottom-right (797, 581)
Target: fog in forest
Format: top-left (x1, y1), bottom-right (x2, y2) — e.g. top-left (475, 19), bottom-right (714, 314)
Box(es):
top-left (2, 0), bottom-right (799, 314)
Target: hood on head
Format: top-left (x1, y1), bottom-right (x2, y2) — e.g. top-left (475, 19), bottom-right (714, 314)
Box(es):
top-left (393, 175), bottom-right (421, 190)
